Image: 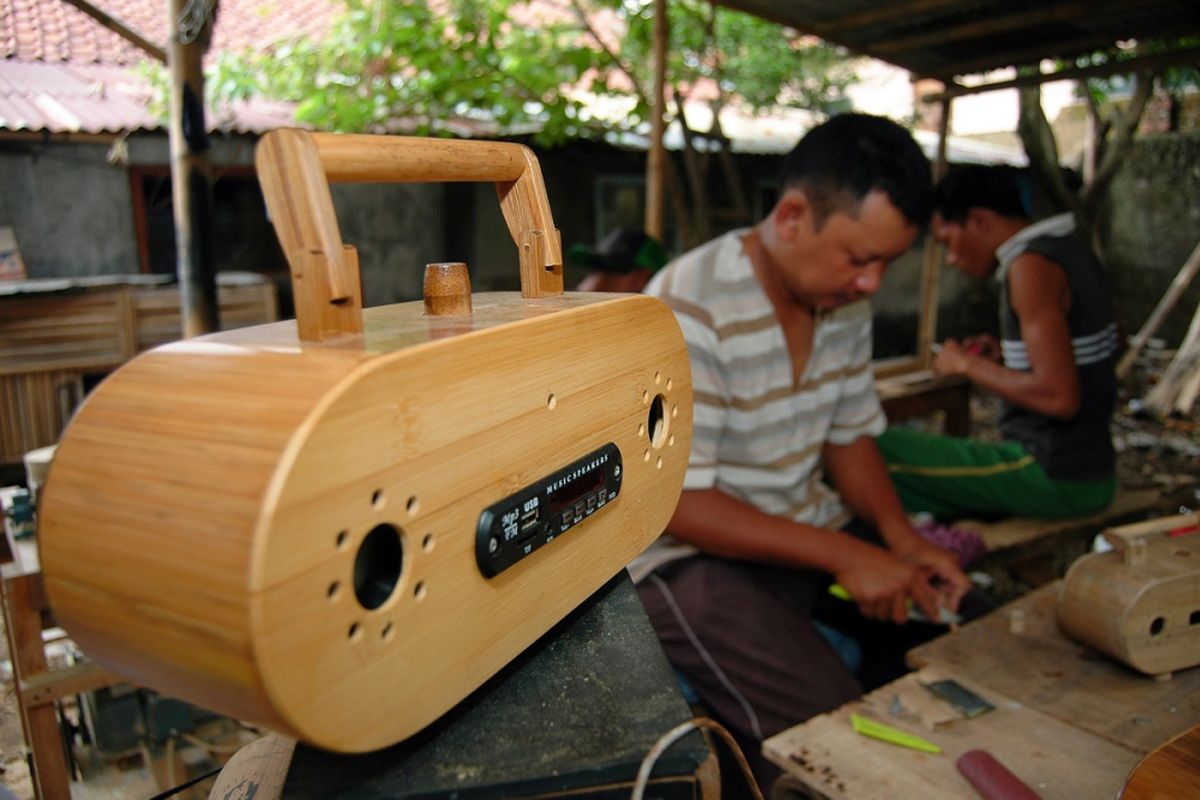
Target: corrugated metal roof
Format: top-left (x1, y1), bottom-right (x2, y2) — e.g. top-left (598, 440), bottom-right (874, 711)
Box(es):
top-left (0, 62), bottom-right (152, 132)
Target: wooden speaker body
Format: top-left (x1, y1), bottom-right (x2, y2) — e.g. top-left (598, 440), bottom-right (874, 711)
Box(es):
top-left (39, 130), bottom-right (692, 752)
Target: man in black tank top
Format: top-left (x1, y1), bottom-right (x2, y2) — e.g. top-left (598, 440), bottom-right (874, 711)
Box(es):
top-left (877, 165), bottom-right (1118, 520)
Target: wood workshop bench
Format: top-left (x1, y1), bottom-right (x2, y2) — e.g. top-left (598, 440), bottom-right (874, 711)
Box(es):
top-left (207, 572), bottom-right (717, 799)
top-left (763, 581), bottom-right (1200, 799)
top-left (949, 483), bottom-right (1180, 598)
top-left (876, 370), bottom-right (971, 437)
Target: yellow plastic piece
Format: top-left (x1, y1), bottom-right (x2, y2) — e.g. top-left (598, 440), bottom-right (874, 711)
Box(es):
top-left (850, 713), bottom-right (942, 754)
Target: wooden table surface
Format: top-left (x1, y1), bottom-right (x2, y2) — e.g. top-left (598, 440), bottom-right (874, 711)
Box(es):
top-left (764, 582), bottom-right (1200, 799)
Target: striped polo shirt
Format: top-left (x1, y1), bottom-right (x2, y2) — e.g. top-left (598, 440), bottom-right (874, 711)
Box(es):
top-left (631, 230), bottom-right (886, 577)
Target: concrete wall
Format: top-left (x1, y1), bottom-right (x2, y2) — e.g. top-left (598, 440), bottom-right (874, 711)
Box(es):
top-left (1100, 132), bottom-right (1200, 348)
top-left (0, 140), bottom-right (141, 276)
top-left (0, 132), bottom-right (444, 313)
top-left (5, 130), bottom-right (1195, 351)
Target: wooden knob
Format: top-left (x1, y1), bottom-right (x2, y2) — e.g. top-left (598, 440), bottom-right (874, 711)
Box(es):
top-left (423, 262), bottom-right (472, 316)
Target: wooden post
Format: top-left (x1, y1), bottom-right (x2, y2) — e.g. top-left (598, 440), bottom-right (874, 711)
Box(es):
top-left (644, 0), bottom-right (667, 240)
top-left (167, 0), bottom-right (219, 338)
top-left (918, 96), bottom-right (951, 367)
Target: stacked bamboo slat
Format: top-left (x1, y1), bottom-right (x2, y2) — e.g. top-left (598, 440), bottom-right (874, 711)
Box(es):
top-left (1, 279), bottom-right (278, 464)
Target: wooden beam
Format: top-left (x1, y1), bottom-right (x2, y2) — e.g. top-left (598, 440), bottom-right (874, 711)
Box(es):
top-left (60, 0), bottom-right (166, 62)
top-left (645, 0), bottom-right (667, 240)
top-left (921, 45), bottom-right (1200, 101)
top-left (819, 0), bottom-right (967, 37)
top-left (870, 0), bottom-right (1144, 55)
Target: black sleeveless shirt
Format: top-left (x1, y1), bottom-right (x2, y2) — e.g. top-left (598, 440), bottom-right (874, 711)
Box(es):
top-left (997, 229), bottom-right (1118, 480)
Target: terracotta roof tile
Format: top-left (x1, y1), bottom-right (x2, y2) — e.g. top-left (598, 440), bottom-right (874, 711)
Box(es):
top-left (3, 0), bottom-right (335, 65)
top-left (1, 0), bottom-right (336, 134)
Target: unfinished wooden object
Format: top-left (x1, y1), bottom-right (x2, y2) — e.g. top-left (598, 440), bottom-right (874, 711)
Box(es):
top-left (1057, 512), bottom-right (1200, 676)
top-left (38, 130), bottom-right (692, 753)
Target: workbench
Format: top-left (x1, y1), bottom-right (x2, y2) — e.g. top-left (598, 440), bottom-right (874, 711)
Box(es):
top-left (876, 370), bottom-right (971, 437)
top-left (207, 571), bottom-right (716, 799)
top-left (763, 581), bottom-right (1200, 799)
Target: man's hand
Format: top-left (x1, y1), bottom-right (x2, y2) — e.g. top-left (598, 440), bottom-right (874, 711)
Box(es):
top-left (932, 335), bottom-right (1000, 377)
top-left (889, 535), bottom-right (971, 617)
top-left (963, 333), bottom-right (1001, 361)
top-left (835, 545), bottom-right (926, 625)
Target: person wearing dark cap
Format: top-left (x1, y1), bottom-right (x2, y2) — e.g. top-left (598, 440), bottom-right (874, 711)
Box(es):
top-left (568, 228), bottom-right (668, 293)
top-left (876, 164), bottom-right (1118, 519)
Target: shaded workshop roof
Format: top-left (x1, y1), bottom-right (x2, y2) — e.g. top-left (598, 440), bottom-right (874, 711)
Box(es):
top-left (715, 0), bottom-right (1200, 87)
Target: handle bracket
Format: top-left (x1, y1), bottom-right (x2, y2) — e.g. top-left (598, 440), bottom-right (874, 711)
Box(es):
top-left (256, 129), bottom-right (564, 342)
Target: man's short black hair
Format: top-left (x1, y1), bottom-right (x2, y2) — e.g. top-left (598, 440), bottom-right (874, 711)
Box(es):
top-left (934, 164), bottom-right (1032, 223)
top-left (779, 113), bottom-right (933, 228)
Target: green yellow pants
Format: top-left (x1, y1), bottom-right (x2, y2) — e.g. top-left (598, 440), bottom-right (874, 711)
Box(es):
top-left (875, 426), bottom-right (1115, 520)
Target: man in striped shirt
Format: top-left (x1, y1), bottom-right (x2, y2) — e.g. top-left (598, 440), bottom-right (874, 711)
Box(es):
top-left (634, 114), bottom-right (971, 793)
top-left (877, 164), bottom-right (1119, 519)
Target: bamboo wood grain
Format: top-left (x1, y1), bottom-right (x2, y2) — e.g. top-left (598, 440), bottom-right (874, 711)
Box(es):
top-left (256, 130), bottom-right (563, 342)
top-left (41, 294), bottom-right (691, 751)
top-left (1057, 522), bottom-right (1200, 675)
top-left (39, 127), bottom-right (690, 754)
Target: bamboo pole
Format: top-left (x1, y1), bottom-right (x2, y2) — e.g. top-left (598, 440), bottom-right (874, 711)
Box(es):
top-left (1144, 298), bottom-right (1200, 417)
top-left (917, 96), bottom-right (951, 368)
top-left (1117, 238), bottom-right (1200, 379)
top-left (644, 0), bottom-right (667, 240)
top-left (167, 0), bottom-right (219, 337)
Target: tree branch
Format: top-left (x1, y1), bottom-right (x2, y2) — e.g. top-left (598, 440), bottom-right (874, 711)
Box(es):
top-left (567, 0), bottom-right (650, 105)
top-left (1016, 85), bottom-right (1076, 213)
top-left (1088, 70), bottom-right (1156, 205)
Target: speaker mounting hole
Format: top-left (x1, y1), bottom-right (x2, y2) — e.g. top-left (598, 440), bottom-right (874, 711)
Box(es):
top-left (354, 524), bottom-right (403, 611)
top-left (648, 394), bottom-right (668, 448)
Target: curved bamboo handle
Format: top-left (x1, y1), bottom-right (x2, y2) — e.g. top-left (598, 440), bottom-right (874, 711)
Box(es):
top-left (256, 129), bottom-right (563, 342)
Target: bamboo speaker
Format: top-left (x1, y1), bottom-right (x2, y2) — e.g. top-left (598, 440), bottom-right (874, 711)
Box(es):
top-left (38, 131), bottom-right (692, 752)
top-left (1057, 512), bottom-right (1200, 676)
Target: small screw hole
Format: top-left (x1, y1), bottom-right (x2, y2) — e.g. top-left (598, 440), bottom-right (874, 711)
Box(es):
top-left (422, 533), bottom-right (434, 552)
top-left (371, 489), bottom-right (384, 510)
top-left (336, 530), bottom-right (348, 549)
top-left (1149, 617), bottom-right (1165, 636)
top-left (406, 496), bottom-right (419, 515)
top-left (327, 581), bottom-right (340, 601)
top-left (547, 393), bottom-right (557, 410)
top-left (348, 622), bottom-right (362, 641)
top-left (414, 581), bottom-right (427, 601)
